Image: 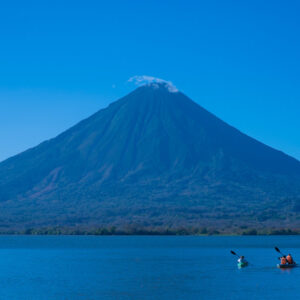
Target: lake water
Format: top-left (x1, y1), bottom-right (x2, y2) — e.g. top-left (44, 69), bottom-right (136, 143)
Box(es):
top-left (0, 235), bottom-right (299, 299)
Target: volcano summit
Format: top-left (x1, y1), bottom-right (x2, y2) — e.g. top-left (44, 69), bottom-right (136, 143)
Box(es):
top-left (1, 83), bottom-right (300, 232)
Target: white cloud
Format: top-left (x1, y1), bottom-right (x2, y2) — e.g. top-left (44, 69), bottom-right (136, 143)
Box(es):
top-left (128, 75), bottom-right (178, 93)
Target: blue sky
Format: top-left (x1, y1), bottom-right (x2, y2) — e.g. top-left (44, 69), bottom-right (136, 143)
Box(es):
top-left (0, 0), bottom-right (299, 162)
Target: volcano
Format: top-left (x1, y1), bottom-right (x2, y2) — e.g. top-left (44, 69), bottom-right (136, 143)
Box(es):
top-left (1, 83), bottom-right (300, 231)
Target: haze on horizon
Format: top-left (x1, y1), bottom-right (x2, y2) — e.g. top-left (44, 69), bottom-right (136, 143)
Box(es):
top-left (1, 0), bottom-right (300, 162)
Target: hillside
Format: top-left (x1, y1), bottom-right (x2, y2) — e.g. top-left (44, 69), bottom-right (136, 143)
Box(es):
top-left (1, 83), bottom-right (300, 231)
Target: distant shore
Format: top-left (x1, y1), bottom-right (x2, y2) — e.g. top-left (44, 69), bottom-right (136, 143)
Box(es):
top-left (0, 227), bottom-right (299, 236)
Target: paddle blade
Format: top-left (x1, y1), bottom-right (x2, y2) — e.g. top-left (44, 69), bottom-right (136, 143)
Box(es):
top-left (275, 247), bottom-right (281, 253)
top-left (230, 250), bottom-right (237, 256)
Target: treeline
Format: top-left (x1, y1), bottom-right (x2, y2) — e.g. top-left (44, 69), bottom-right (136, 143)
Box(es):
top-left (0, 226), bottom-right (299, 235)
top-left (241, 228), bottom-right (300, 236)
top-left (0, 226), bottom-right (219, 236)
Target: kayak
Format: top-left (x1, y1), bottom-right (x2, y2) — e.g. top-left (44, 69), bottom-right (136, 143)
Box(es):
top-left (238, 262), bottom-right (248, 268)
top-left (277, 264), bottom-right (298, 269)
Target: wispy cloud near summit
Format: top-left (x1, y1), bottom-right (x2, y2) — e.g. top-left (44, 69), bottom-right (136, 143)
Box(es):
top-left (128, 75), bottom-right (178, 93)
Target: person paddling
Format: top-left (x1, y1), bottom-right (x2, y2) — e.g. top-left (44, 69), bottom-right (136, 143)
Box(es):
top-left (230, 251), bottom-right (249, 268)
top-left (238, 256), bottom-right (247, 264)
top-left (280, 256), bottom-right (287, 265)
top-left (275, 247), bottom-right (297, 268)
top-left (286, 254), bottom-right (295, 265)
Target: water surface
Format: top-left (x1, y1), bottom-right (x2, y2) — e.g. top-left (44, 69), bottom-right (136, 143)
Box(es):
top-left (0, 235), bottom-right (299, 299)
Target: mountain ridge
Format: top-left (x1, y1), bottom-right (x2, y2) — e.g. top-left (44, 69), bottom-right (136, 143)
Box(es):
top-left (0, 83), bottom-right (300, 230)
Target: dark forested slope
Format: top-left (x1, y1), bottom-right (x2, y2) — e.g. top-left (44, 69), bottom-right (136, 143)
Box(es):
top-left (1, 83), bottom-right (300, 230)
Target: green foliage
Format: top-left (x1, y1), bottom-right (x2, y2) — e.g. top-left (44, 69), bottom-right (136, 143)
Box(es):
top-left (242, 229), bottom-right (257, 235)
top-left (0, 226), bottom-right (299, 236)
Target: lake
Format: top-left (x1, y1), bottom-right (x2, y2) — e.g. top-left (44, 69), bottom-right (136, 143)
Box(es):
top-left (0, 235), bottom-right (299, 299)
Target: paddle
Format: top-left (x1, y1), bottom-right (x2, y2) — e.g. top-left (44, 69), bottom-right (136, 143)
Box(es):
top-left (275, 246), bottom-right (284, 256)
top-left (230, 250), bottom-right (239, 257)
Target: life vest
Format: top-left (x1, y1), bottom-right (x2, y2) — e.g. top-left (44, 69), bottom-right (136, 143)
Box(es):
top-left (287, 255), bottom-right (293, 264)
top-left (281, 257), bottom-right (287, 264)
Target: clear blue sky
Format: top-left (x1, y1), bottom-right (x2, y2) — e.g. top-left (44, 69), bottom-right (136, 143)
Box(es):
top-left (1, 0), bottom-right (300, 162)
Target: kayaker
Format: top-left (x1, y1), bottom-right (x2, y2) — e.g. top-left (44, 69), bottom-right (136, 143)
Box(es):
top-left (237, 256), bottom-right (247, 264)
top-left (286, 254), bottom-right (295, 264)
top-left (280, 256), bottom-right (287, 265)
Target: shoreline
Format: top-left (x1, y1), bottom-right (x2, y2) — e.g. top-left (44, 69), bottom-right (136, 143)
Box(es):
top-left (0, 227), bottom-right (299, 236)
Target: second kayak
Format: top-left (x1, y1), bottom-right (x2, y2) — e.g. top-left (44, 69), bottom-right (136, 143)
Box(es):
top-left (238, 262), bottom-right (249, 268)
top-left (277, 264), bottom-right (297, 269)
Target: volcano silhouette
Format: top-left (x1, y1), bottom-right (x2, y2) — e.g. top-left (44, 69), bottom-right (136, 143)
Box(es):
top-left (1, 83), bottom-right (300, 230)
